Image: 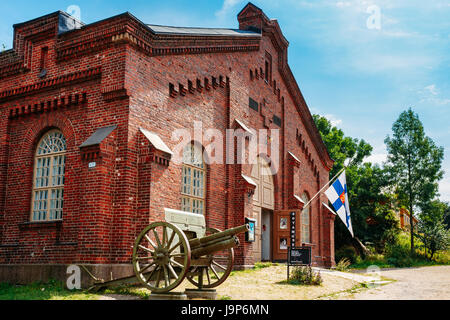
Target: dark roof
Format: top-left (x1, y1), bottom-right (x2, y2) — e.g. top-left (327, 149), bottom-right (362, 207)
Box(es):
top-left (146, 24), bottom-right (261, 37)
top-left (79, 125), bottom-right (117, 148)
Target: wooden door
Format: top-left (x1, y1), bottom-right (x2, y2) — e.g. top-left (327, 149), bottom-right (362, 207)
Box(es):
top-left (272, 209), bottom-right (301, 261)
top-left (251, 157), bottom-right (274, 210)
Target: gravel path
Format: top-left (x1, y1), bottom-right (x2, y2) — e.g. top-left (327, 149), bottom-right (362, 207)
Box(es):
top-left (96, 265), bottom-right (450, 300)
top-left (334, 265), bottom-right (450, 300)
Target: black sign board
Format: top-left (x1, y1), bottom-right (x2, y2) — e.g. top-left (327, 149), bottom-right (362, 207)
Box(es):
top-left (290, 211), bottom-right (296, 248)
top-left (287, 246), bottom-right (312, 280)
top-left (288, 247), bottom-right (312, 266)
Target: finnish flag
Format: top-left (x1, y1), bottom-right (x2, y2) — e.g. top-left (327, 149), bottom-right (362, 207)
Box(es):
top-left (324, 171), bottom-right (354, 237)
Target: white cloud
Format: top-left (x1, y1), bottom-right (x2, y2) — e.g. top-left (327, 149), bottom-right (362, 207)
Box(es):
top-left (365, 153), bottom-right (387, 165)
top-left (425, 84), bottom-right (438, 95)
top-left (336, 1), bottom-right (352, 8)
top-left (439, 179), bottom-right (450, 202)
top-left (311, 108), bottom-right (343, 127)
top-left (216, 0), bottom-right (243, 20)
top-left (418, 84), bottom-right (450, 106)
top-left (324, 114), bottom-right (343, 127)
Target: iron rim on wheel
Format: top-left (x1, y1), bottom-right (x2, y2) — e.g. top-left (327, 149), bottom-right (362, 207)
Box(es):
top-left (186, 227), bottom-right (234, 289)
top-left (132, 222), bottom-right (191, 293)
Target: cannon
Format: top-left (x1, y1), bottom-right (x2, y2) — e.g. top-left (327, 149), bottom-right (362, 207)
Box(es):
top-left (87, 209), bottom-right (249, 293)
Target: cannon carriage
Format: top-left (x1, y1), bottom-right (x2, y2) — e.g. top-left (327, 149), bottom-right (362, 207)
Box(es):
top-left (88, 209), bottom-right (248, 293)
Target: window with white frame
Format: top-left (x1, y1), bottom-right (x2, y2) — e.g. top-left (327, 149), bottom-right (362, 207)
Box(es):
top-left (31, 130), bottom-right (67, 222)
top-left (181, 143), bottom-right (206, 215)
top-left (301, 193), bottom-right (311, 244)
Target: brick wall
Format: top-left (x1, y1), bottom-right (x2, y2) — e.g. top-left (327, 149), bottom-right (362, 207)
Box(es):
top-left (0, 4), bottom-right (335, 272)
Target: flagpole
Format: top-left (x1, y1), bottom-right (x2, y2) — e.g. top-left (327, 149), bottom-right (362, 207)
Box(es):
top-left (302, 166), bottom-right (346, 212)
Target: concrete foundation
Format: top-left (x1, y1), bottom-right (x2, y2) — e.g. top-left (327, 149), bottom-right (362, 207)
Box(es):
top-left (0, 264), bottom-right (134, 289)
top-left (148, 292), bottom-right (187, 300)
top-left (185, 289), bottom-right (217, 300)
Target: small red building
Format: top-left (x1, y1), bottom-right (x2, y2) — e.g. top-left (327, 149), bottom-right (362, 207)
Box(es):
top-left (0, 3), bottom-right (335, 285)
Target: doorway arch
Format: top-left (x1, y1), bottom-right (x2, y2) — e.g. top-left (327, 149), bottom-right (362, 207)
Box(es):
top-left (250, 156), bottom-right (275, 261)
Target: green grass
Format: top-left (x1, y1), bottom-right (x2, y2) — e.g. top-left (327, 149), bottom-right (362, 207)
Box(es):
top-left (349, 250), bottom-right (450, 270)
top-left (254, 262), bottom-right (278, 270)
top-left (317, 278), bottom-right (394, 300)
top-left (103, 285), bottom-right (150, 299)
top-left (0, 280), bottom-right (99, 300)
top-left (317, 283), bottom-right (367, 299)
top-left (229, 262), bottom-right (278, 277)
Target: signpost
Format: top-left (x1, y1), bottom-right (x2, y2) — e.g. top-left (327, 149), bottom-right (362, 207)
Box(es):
top-left (286, 211), bottom-right (312, 280)
top-left (287, 247), bottom-right (312, 280)
top-left (290, 211), bottom-right (296, 248)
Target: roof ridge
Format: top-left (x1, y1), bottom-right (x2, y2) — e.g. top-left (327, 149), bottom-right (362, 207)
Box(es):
top-left (147, 24), bottom-right (250, 31)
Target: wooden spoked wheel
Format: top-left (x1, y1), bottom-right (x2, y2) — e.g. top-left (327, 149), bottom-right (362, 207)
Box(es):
top-left (133, 222), bottom-right (191, 293)
top-left (186, 227), bottom-right (234, 289)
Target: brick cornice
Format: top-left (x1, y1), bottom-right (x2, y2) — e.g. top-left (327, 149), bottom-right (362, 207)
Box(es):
top-left (55, 13), bottom-right (260, 62)
top-left (8, 91), bottom-right (87, 119)
top-left (1, 12), bottom-right (260, 80)
top-left (0, 66), bottom-right (101, 103)
top-left (0, 61), bottom-right (26, 80)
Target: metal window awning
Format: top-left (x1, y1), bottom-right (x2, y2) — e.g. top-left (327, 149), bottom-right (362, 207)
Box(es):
top-left (294, 194), bottom-right (305, 204)
top-left (139, 127), bottom-right (173, 155)
top-left (322, 202), bottom-right (337, 216)
top-left (288, 151), bottom-right (301, 165)
top-left (235, 119), bottom-right (255, 136)
top-left (79, 125), bottom-right (117, 148)
top-left (241, 173), bottom-right (257, 187)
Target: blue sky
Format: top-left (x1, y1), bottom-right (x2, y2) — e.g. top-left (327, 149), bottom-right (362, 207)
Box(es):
top-left (1, 0), bottom-right (449, 201)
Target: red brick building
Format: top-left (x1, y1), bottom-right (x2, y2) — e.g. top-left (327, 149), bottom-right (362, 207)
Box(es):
top-left (0, 3), bottom-right (335, 284)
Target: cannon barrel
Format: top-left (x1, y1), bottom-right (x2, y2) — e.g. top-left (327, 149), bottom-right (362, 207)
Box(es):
top-left (189, 224), bottom-right (249, 249)
top-left (191, 236), bottom-right (240, 258)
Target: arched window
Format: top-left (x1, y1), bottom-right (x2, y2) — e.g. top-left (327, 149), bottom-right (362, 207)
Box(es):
top-left (181, 143), bottom-right (206, 215)
top-left (301, 193), bottom-right (311, 244)
top-left (31, 130), bottom-right (67, 221)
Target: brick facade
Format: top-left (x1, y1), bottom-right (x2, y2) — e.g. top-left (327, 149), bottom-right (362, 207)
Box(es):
top-left (0, 3), bottom-right (335, 283)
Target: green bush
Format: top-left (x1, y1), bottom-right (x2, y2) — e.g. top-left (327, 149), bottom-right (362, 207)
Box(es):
top-left (288, 266), bottom-right (323, 286)
top-left (348, 230), bottom-right (450, 269)
top-left (335, 258), bottom-right (351, 272)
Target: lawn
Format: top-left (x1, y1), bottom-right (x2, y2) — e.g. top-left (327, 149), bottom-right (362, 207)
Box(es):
top-left (0, 280), bottom-right (99, 300)
top-left (0, 264), bottom-right (360, 300)
top-left (348, 250), bottom-right (450, 270)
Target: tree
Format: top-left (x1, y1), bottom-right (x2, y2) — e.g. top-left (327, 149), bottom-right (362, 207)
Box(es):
top-left (418, 220), bottom-right (449, 260)
top-left (420, 200), bottom-right (449, 227)
top-left (384, 108), bottom-right (444, 254)
top-left (313, 115), bottom-right (390, 254)
top-left (444, 203), bottom-right (450, 230)
top-left (313, 115), bottom-right (372, 178)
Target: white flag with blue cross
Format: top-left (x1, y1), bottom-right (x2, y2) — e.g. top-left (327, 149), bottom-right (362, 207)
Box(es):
top-left (324, 171), bottom-right (354, 237)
